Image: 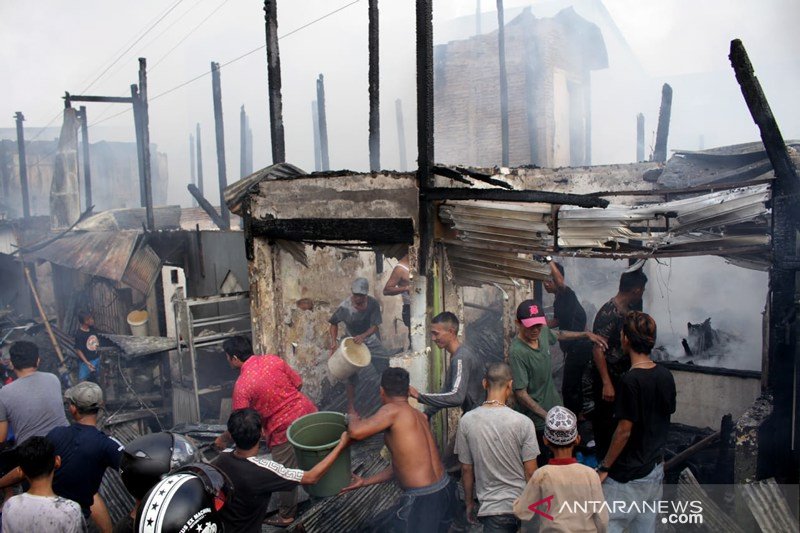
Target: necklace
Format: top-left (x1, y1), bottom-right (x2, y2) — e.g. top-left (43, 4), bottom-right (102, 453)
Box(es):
top-left (483, 400), bottom-right (505, 407)
top-left (630, 361), bottom-right (655, 369)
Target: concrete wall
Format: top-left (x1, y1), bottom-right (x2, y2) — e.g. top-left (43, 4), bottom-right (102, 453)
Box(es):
top-left (670, 367), bottom-right (761, 429)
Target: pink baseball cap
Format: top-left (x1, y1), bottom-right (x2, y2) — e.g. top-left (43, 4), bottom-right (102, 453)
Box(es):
top-left (516, 299), bottom-right (547, 328)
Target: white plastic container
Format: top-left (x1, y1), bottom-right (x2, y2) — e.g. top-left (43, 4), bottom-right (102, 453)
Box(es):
top-left (127, 310), bottom-right (149, 337)
top-left (327, 337), bottom-right (371, 381)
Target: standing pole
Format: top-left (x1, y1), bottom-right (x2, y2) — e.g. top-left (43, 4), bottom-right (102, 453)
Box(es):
top-left (368, 0), bottom-right (380, 172)
top-left (14, 112), bottom-right (30, 218)
top-left (316, 74), bottom-right (330, 171)
top-left (78, 106), bottom-right (92, 209)
top-left (130, 85), bottom-right (147, 210)
top-left (312, 101), bottom-right (322, 172)
top-left (496, 0), bottom-right (509, 167)
top-left (138, 58), bottom-right (155, 231)
top-left (636, 113), bottom-right (645, 162)
top-left (195, 124), bottom-right (204, 197)
top-left (396, 99), bottom-right (408, 172)
top-left (211, 61), bottom-right (230, 230)
top-left (264, 0), bottom-right (285, 164)
top-left (240, 105), bottom-right (248, 177)
top-left (416, 0), bottom-right (434, 189)
top-left (652, 83), bottom-right (673, 163)
top-left (190, 134), bottom-right (197, 207)
top-left (246, 124), bottom-right (254, 175)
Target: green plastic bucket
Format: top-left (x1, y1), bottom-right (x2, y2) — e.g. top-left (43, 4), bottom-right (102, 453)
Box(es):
top-left (286, 411), bottom-right (351, 497)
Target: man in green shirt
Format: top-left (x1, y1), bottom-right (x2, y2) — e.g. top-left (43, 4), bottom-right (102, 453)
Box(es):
top-left (510, 300), bottom-right (606, 466)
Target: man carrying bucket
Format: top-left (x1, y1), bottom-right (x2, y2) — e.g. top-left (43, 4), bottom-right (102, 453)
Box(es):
top-left (329, 277), bottom-right (391, 373)
top-left (213, 336), bottom-right (316, 528)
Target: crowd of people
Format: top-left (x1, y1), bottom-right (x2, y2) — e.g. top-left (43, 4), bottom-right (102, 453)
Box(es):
top-left (0, 260), bottom-right (676, 533)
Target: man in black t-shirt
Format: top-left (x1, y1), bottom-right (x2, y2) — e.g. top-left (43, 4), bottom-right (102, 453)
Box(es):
top-left (212, 408), bottom-right (351, 532)
top-left (596, 311), bottom-right (676, 532)
top-left (74, 311), bottom-right (101, 383)
top-left (543, 260), bottom-right (592, 417)
top-left (590, 268), bottom-right (648, 460)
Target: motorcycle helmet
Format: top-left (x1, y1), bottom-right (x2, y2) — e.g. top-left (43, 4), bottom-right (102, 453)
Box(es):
top-left (135, 463), bottom-right (233, 533)
top-left (120, 432), bottom-right (202, 500)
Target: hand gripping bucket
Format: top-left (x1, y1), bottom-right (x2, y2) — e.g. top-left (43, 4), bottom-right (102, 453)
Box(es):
top-left (286, 411), bottom-right (351, 497)
top-left (327, 337), bottom-right (371, 382)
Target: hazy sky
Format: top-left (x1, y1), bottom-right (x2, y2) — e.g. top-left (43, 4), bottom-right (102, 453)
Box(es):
top-left (1, 0), bottom-right (798, 207)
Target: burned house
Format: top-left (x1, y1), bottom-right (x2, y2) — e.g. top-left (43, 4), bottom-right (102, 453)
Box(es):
top-left (434, 7), bottom-right (607, 167)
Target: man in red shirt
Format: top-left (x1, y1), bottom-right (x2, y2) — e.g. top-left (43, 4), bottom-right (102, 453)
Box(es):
top-left (213, 336), bottom-right (316, 527)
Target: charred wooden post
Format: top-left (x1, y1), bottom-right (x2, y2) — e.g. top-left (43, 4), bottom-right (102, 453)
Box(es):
top-left (14, 112), bottom-right (30, 218)
top-left (316, 74), bottom-right (330, 171)
top-left (78, 106), bottom-right (92, 209)
top-left (730, 38), bottom-right (799, 480)
top-left (137, 58), bottom-right (155, 231)
top-left (130, 84), bottom-right (147, 212)
top-left (396, 99), bottom-right (407, 172)
top-left (188, 184), bottom-right (225, 230)
top-left (246, 124), bottom-right (254, 175)
top-left (264, 0), bottom-right (286, 164)
top-left (195, 124), bottom-right (204, 197)
top-left (416, 0), bottom-right (435, 271)
top-left (636, 112), bottom-right (645, 162)
top-left (496, 0), bottom-right (510, 167)
top-left (190, 134), bottom-right (197, 206)
top-left (312, 100), bottom-right (322, 172)
top-left (211, 61), bottom-right (230, 230)
top-left (368, 0), bottom-right (380, 171)
top-left (240, 105), bottom-right (248, 178)
top-left (652, 83), bottom-right (672, 163)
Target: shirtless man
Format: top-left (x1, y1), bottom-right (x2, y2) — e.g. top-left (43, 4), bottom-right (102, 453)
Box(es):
top-left (383, 254), bottom-right (412, 346)
top-left (343, 367), bottom-right (455, 532)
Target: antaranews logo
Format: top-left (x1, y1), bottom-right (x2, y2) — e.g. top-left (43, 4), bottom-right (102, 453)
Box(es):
top-left (528, 496), bottom-right (703, 525)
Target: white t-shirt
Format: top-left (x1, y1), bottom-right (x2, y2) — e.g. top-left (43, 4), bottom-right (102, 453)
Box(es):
top-left (2, 493), bottom-right (86, 533)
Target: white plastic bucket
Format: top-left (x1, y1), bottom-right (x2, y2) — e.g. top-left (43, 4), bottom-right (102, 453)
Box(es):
top-left (328, 337), bottom-right (371, 381)
top-left (127, 310), bottom-right (149, 337)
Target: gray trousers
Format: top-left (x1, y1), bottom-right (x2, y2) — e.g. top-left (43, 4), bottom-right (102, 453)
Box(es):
top-left (270, 441), bottom-right (299, 519)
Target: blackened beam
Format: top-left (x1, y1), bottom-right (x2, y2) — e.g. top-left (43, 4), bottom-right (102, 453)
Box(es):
top-left (249, 218), bottom-right (414, 244)
top-left (423, 187), bottom-right (609, 208)
top-left (64, 95), bottom-right (134, 104)
top-left (264, 0), bottom-right (286, 164)
top-left (368, 0), bottom-right (380, 172)
top-left (188, 184), bottom-right (226, 230)
top-left (729, 39), bottom-right (799, 193)
top-left (432, 165), bottom-right (514, 189)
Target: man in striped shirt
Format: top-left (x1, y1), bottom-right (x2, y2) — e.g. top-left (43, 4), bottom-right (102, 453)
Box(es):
top-left (409, 312), bottom-right (485, 417)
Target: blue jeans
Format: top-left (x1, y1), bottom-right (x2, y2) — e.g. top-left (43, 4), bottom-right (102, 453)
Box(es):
top-left (479, 513), bottom-right (520, 533)
top-left (391, 475), bottom-right (456, 533)
top-left (603, 463), bottom-right (664, 533)
top-left (78, 357), bottom-right (100, 380)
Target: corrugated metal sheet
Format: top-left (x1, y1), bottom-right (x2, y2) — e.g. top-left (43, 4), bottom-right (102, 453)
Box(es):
top-left (739, 478), bottom-right (799, 533)
top-left (27, 231), bottom-right (139, 281)
top-left (179, 207), bottom-right (242, 231)
top-left (76, 206), bottom-right (182, 231)
top-left (26, 230), bottom-right (161, 294)
top-left (223, 162), bottom-right (307, 216)
top-left (121, 243), bottom-right (161, 295)
top-left (439, 185), bottom-right (771, 284)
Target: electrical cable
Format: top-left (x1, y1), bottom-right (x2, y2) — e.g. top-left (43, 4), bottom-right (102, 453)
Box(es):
top-left (88, 0), bottom-right (362, 128)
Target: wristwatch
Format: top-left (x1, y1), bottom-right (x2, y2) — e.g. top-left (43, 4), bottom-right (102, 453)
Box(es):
top-left (595, 463), bottom-right (609, 473)
top-left (545, 255), bottom-right (553, 263)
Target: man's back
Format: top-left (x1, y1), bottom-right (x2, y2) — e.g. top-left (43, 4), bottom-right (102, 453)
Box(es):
top-left (212, 452), bottom-right (302, 533)
top-left (0, 372), bottom-right (68, 444)
top-left (456, 406), bottom-right (539, 516)
top-left (48, 423), bottom-right (123, 517)
top-left (2, 493), bottom-right (85, 533)
top-left (383, 403), bottom-right (444, 489)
